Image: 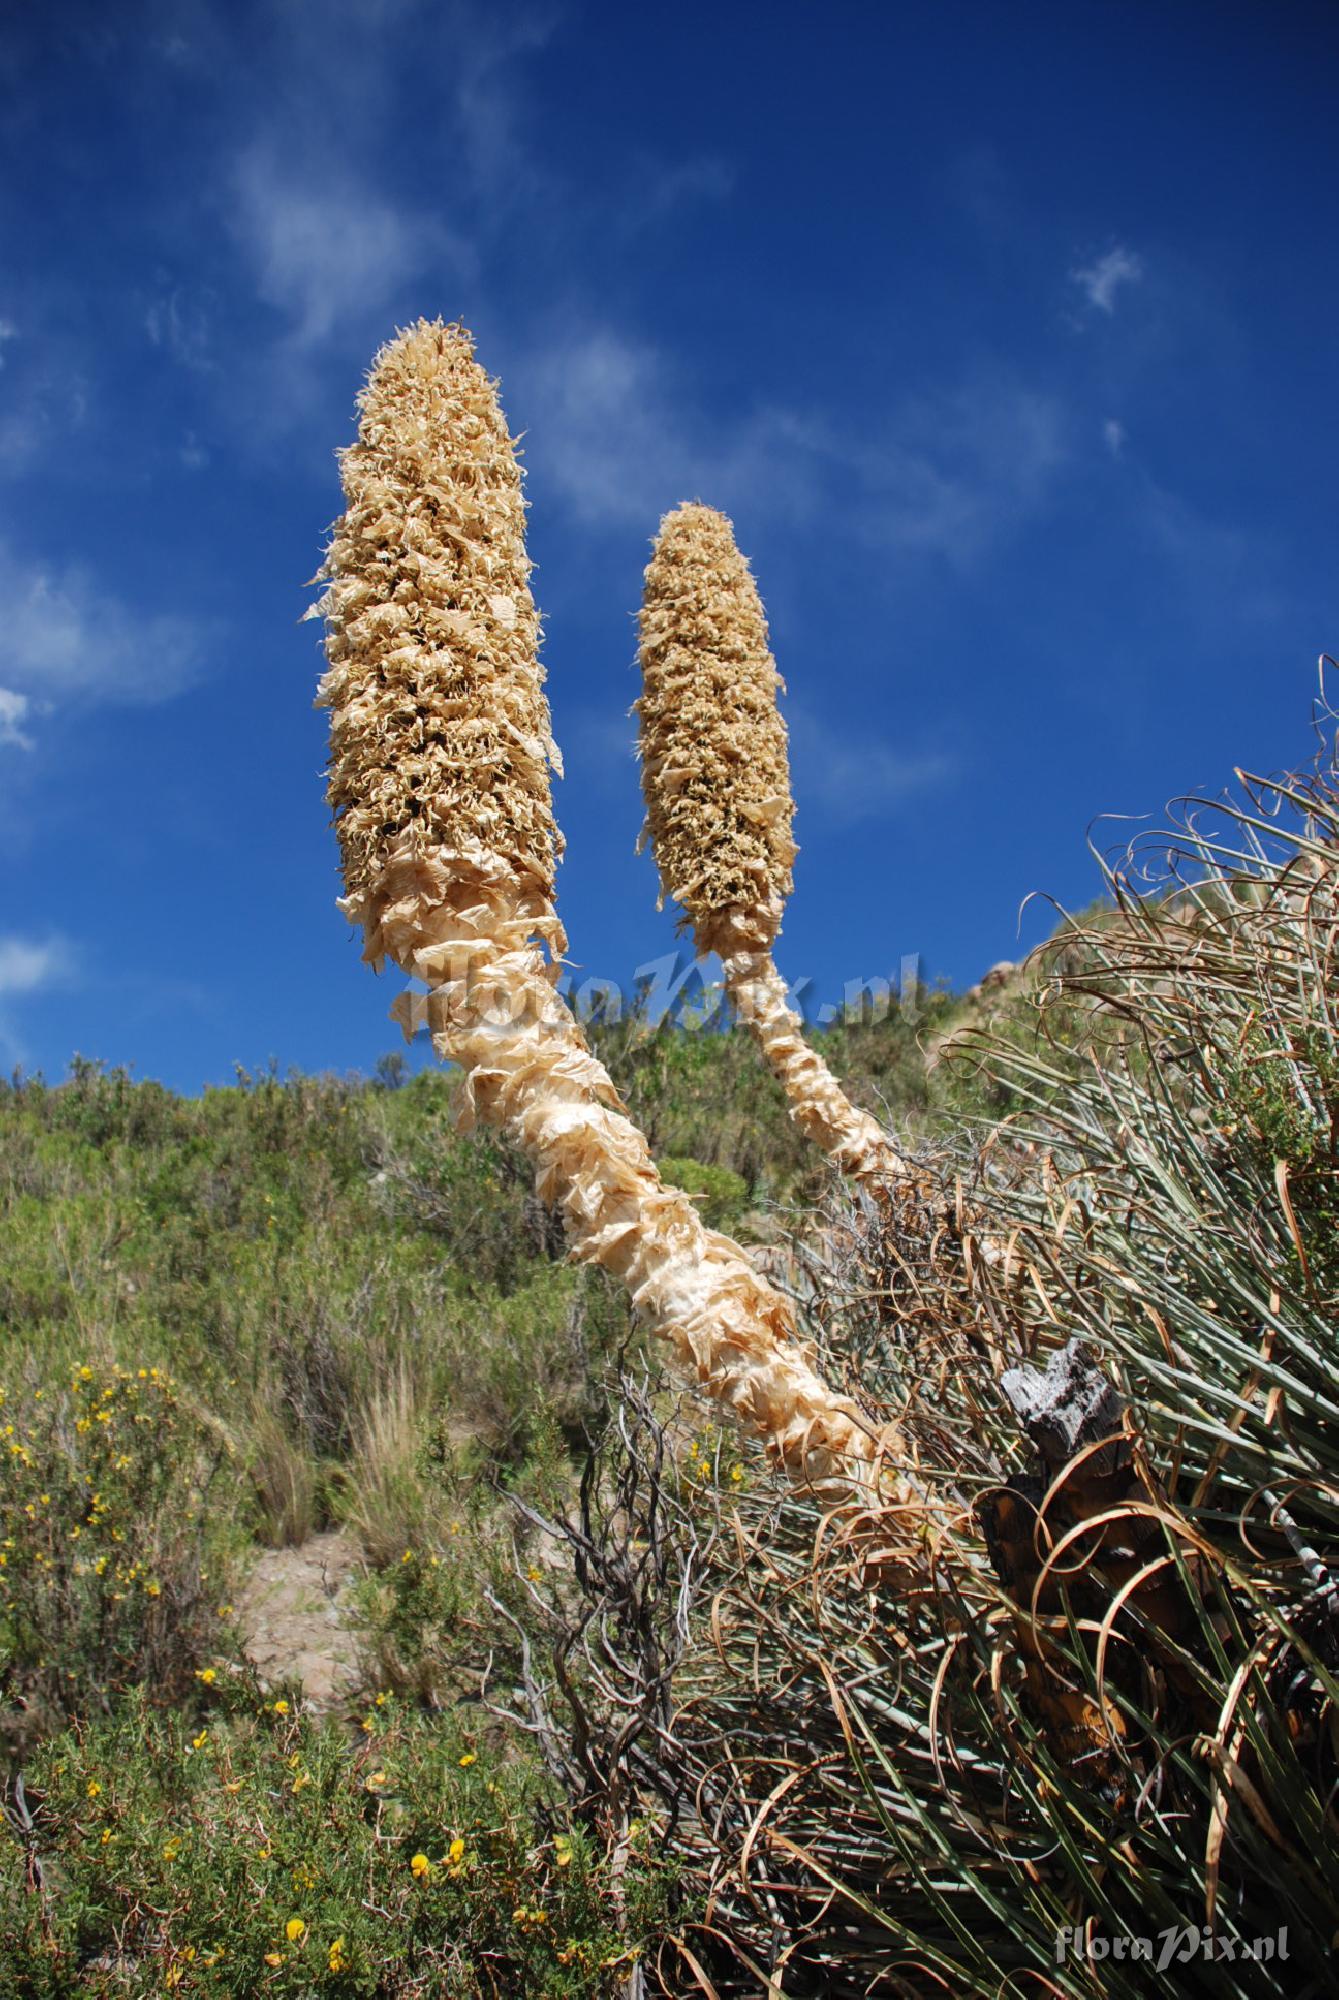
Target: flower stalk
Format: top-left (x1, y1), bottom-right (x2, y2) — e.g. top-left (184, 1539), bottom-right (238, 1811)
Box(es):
top-left (637, 503), bottom-right (909, 1184)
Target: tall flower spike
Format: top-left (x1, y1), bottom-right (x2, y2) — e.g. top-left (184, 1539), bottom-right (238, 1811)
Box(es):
top-left (637, 504), bottom-right (907, 1184)
top-left (316, 323), bottom-right (888, 1495)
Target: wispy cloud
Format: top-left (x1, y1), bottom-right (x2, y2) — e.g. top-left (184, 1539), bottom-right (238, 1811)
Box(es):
top-left (0, 687), bottom-right (32, 750)
top-left (523, 327), bottom-right (1069, 561)
top-left (0, 539), bottom-right (207, 723)
top-left (861, 374), bottom-right (1070, 560)
top-left (621, 154), bottom-right (734, 230)
top-left (0, 319), bottom-right (17, 366)
top-left (0, 934), bottom-right (69, 997)
top-left (1071, 244), bottom-right (1144, 315)
top-left (788, 705), bottom-right (957, 826)
top-left (229, 142), bottom-right (470, 350)
top-left (0, 932), bottom-right (72, 1066)
top-left (145, 281), bottom-right (215, 368)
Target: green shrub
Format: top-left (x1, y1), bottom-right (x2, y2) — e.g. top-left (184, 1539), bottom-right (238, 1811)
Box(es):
top-left (0, 1364), bottom-right (241, 1749)
top-left (655, 1157), bottom-right (749, 1233)
top-left (0, 1690), bottom-right (661, 1996)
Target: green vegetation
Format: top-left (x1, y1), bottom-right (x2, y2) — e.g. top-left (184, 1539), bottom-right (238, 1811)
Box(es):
top-left (0, 1689), bottom-right (659, 1996)
top-left (0, 1004), bottom-right (948, 1993)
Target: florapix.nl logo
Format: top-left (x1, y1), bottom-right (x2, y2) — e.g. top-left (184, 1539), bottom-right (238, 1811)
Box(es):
top-left (1055, 1924), bottom-right (1288, 1971)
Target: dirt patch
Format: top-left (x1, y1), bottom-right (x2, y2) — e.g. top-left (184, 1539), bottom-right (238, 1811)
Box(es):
top-left (236, 1530), bottom-right (363, 1711)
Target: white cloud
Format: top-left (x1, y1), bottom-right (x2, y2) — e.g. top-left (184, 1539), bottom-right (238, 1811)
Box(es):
top-left (0, 935), bottom-right (69, 997)
top-left (229, 143), bottom-right (469, 350)
top-left (1072, 245), bottom-right (1144, 315)
top-left (788, 705), bottom-right (957, 826)
top-left (145, 283), bottom-right (214, 368)
top-left (863, 375), bottom-right (1069, 559)
top-left (0, 539), bottom-right (206, 714)
top-left (0, 319), bottom-right (16, 366)
top-left (625, 155), bottom-right (734, 228)
top-left (0, 932), bottom-right (72, 1066)
top-left (0, 687), bottom-right (32, 750)
top-left (521, 327), bottom-right (1069, 563)
top-left (1103, 417), bottom-right (1128, 456)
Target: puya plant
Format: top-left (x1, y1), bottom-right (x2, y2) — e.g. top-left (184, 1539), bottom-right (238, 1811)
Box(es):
top-left (637, 503), bottom-right (910, 1187)
top-left (315, 321), bottom-right (910, 1496)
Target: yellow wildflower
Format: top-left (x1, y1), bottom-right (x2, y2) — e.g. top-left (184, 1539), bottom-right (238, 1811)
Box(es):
top-left (410, 1852), bottom-right (430, 1879)
top-left (329, 1937), bottom-right (349, 1974)
top-left (286, 1917), bottom-right (305, 1944)
top-left (195, 1667), bottom-right (216, 1685)
top-left (458, 1752), bottom-right (475, 1767)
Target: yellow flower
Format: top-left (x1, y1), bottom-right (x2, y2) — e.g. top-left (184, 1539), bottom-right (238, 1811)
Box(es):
top-left (458, 1752), bottom-right (475, 1767)
top-left (162, 1838), bottom-right (180, 1862)
top-left (410, 1852), bottom-right (430, 1879)
top-left (272, 1699), bottom-right (289, 1716)
top-left (145, 1580), bottom-right (161, 1598)
top-left (526, 1566), bottom-right (542, 1582)
top-left (190, 1731), bottom-right (208, 1751)
top-left (447, 1837), bottom-right (466, 1865)
top-left (329, 1937), bottom-right (349, 1974)
top-left (286, 1917), bottom-right (306, 1944)
top-left (195, 1667), bottom-right (216, 1685)
top-left (366, 1770), bottom-right (388, 1790)
top-left (554, 1834), bottom-right (572, 1868)
top-left (264, 1953), bottom-right (283, 1967)
top-left (86, 1781), bottom-right (101, 1799)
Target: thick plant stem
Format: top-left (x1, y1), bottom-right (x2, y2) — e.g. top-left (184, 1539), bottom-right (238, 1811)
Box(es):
top-left (353, 843), bottom-right (894, 1497)
top-left (722, 949), bottom-right (910, 1186)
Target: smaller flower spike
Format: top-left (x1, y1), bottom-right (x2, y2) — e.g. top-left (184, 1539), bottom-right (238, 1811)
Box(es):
top-left (637, 504), bottom-right (908, 1184)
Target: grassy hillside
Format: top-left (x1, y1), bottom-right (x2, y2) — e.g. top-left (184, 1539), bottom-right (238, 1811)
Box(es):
top-left (0, 1002), bottom-right (963, 1995)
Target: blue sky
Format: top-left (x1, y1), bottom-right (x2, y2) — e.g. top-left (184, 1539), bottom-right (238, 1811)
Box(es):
top-left (2, 0), bottom-right (1337, 1090)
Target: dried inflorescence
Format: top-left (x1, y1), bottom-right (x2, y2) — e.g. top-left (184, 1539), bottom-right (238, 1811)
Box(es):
top-left (316, 319), bottom-right (564, 966)
top-left (638, 504), bottom-right (905, 1184)
top-left (637, 503), bottom-right (796, 959)
top-left (316, 325), bottom-right (897, 1497)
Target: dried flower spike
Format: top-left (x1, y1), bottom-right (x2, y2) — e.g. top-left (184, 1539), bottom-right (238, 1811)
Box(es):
top-left (316, 322), bottom-right (888, 1493)
top-left (638, 504), bottom-right (906, 1183)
